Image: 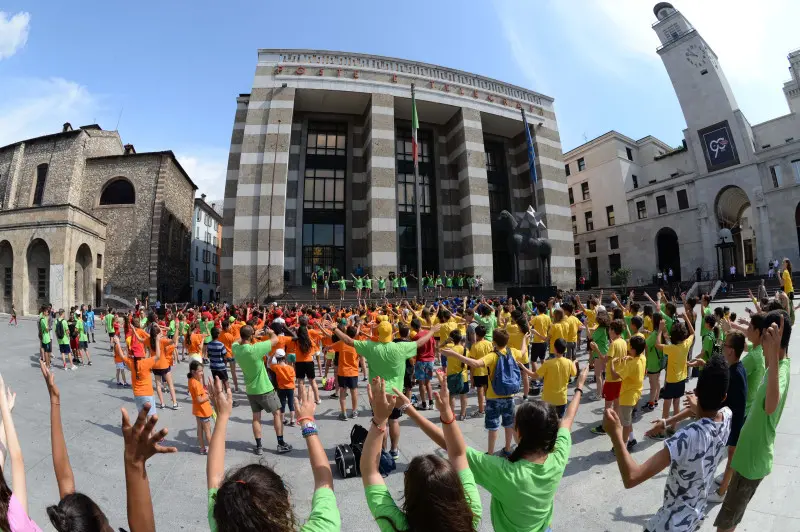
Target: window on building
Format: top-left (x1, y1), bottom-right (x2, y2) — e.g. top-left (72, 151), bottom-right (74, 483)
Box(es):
top-left (303, 168), bottom-right (346, 210)
top-left (581, 182), bottom-right (590, 200)
top-left (195, 268), bottom-right (198, 281)
top-left (585, 211), bottom-right (594, 231)
top-left (637, 200), bottom-right (647, 219)
top-left (33, 164), bottom-right (48, 206)
top-left (574, 242), bottom-right (580, 255)
top-left (197, 210), bottom-right (201, 221)
top-left (195, 246), bottom-right (198, 260)
top-left (606, 205), bottom-right (615, 226)
top-left (213, 235), bottom-right (217, 247)
top-left (212, 254), bottom-right (217, 265)
top-left (96, 254), bottom-right (103, 269)
top-left (609, 235), bottom-right (619, 250)
top-left (626, 147), bottom-right (633, 161)
top-left (588, 240), bottom-right (597, 253)
top-left (565, 163), bottom-right (571, 177)
top-left (632, 175), bottom-right (639, 189)
top-left (792, 160), bottom-right (800, 184)
top-left (572, 215), bottom-right (577, 235)
top-left (307, 123), bottom-right (347, 156)
top-left (677, 189), bottom-right (689, 210)
top-left (609, 253), bottom-right (622, 273)
top-left (770, 164), bottom-right (783, 188)
top-left (396, 131), bottom-right (431, 164)
top-left (37, 267), bottom-right (47, 299)
top-left (568, 187), bottom-right (574, 205)
top-left (575, 259), bottom-right (582, 279)
top-left (577, 158), bottom-right (586, 171)
top-left (204, 270), bottom-right (211, 283)
top-left (485, 141), bottom-right (510, 214)
top-left (396, 173), bottom-right (432, 214)
top-left (3, 267), bottom-right (11, 297)
top-left (656, 195), bottom-right (667, 215)
top-left (99, 179), bottom-right (135, 205)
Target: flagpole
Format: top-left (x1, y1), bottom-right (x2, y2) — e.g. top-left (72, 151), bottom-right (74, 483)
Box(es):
top-left (411, 83), bottom-right (424, 299)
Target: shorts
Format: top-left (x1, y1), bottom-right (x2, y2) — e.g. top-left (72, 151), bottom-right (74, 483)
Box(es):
top-left (440, 354), bottom-right (448, 369)
top-left (485, 398), bottom-right (515, 431)
top-left (134, 396), bottom-right (157, 416)
top-left (295, 361), bottom-right (316, 380)
top-left (602, 381), bottom-right (622, 401)
top-left (447, 373), bottom-right (469, 395)
top-left (554, 404), bottom-right (567, 418)
top-left (70, 337), bottom-right (79, 350)
top-left (619, 405), bottom-right (634, 426)
top-left (403, 365), bottom-right (413, 390)
top-left (278, 388), bottom-right (295, 412)
top-left (211, 369), bottom-right (228, 382)
top-left (197, 416), bottom-right (212, 424)
top-left (41, 342), bottom-right (52, 353)
top-left (531, 343), bottom-right (547, 362)
top-left (414, 361), bottom-right (434, 381)
top-left (189, 354), bottom-right (203, 364)
top-left (59, 344), bottom-right (71, 354)
top-left (473, 375), bottom-right (489, 388)
top-left (713, 471), bottom-right (763, 529)
top-left (108, 332), bottom-right (116, 339)
top-left (338, 376), bottom-right (358, 389)
top-left (86, 324), bottom-right (94, 333)
top-left (115, 362), bottom-right (127, 370)
top-left (661, 379), bottom-right (686, 399)
top-left (153, 367), bottom-right (171, 377)
top-left (566, 341), bottom-right (577, 359)
top-left (389, 407), bottom-right (403, 420)
top-left (79, 341), bottom-right (88, 349)
top-left (247, 390), bottom-right (281, 414)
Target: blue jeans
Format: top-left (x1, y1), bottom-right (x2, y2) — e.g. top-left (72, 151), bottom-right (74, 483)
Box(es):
top-left (485, 398), bottom-right (515, 431)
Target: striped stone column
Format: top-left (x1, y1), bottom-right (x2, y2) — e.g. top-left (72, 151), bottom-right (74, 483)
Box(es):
top-left (231, 86), bottom-right (295, 301)
top-left (447, 108), bottom-right (493, 288)
top-left (220, 95), bottom-right (249, 302)
top-left (363, 94), bottom-right (397, 278)
top-left (351, 113), bottom-right (368, 270)
top-left (284, 121), bottom-right (302, 285)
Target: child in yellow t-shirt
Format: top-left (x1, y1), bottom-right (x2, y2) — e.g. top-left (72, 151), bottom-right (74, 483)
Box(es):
top-left (652, 317), bottom-right (695, 439)
top-left (518, 338), bottom-right (576, 418)
top-left (444, 330), bottom-right (469, 420)
top-left (612, 335), bottom-right (647, 449)
top-left (561, 302), bottom-right (585, 364)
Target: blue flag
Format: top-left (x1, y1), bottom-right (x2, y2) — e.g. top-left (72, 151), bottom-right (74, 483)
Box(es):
top-left (522, 111), bottom-right (538, 185)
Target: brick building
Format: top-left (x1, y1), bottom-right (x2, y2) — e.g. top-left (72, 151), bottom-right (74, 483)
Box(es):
top-left (0, 123), bottom-right (197, 315)
top-left (222, 50), bottom-right (573, 302)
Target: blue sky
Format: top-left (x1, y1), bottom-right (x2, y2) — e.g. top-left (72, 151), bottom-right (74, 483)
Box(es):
top-left (1, 0), bottom-right (798, 197)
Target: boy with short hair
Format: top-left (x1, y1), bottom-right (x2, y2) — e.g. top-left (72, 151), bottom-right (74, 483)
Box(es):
top-left (650, 318), bottom-right (695, 439)
top-left (613, 335), bottom-right (647, 450)
top-left (518, 338), bottom-right (576, 418)
top-left (467, 324), bottom-right (493, 417)
top-left (590, 319), bottom-right (627, 435)
top-left (561, 302), bottom-right (583, 364)
top-left (271, 350), bottom-right (297, 426)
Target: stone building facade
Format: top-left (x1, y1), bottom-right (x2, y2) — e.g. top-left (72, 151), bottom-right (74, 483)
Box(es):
top-left (567, 3), bottom-right (800, 287)
top-left (222, 50), bottom-right (573, 302)
top-left (0, 124), bottom-right (197, 315)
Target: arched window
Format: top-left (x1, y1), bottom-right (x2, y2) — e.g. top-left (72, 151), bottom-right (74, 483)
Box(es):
top-left (99, 179), bottom-right (136, 205)
top-left (33, 164), bottom-right (48, 206)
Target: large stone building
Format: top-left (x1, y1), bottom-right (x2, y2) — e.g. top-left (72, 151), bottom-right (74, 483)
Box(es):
top-left (222, 50), bottom-right (573, 302)
top-left (191, 194), bottom-right (223, 303)
top-left (568, 3), bottom-right (800, 287)
top-left (0, 124), bottom-right (197, 315)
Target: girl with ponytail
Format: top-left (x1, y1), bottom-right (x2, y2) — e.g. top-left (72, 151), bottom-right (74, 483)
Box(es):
top-left (291, 316), bottom-right (323, 404)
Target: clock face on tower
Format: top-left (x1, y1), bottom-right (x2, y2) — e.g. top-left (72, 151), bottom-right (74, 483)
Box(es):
top-left (685, 43), bottom-right (708, 68)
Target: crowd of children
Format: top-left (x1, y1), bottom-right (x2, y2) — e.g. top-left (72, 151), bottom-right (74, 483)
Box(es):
top-left (7, 278), bottom-right (793, 531)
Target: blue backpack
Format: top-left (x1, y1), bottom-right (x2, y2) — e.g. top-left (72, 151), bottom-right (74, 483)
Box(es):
top-left (492, 348), bottom-right (521, 396)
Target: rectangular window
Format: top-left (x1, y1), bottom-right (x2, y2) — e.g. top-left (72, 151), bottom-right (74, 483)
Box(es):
top-left (37, 267), bottom-right (47, 299)
top-left (792, 160), bottom-right (800, 184)
top-left (606, 205), bottom-right (615, 226)
top-left (577, 158), bottom-right (586, 171)
top-left (572, 215), bottom-right (577, 235)
top-left (585, 211), bottom-right (594, 231)
top-left (770, 164), bottom-right (783, 188)
top-left (204, 270), bottom-right (210, 283)
top-left (307, 123), bottom-right (347, 156)
top-left (33, 164), bottom-right (48, 206)
top-left (588, 240), bottom-right (597, 253)
top-left (197, 211), bottom-right (201, 221)
top-left (568, 187), bottom-right (574, 205)
top-left (656, 195), bottom-right (667, 215)
top-left (609, 235), bottom-right (619, 250)
top-left (574, 242), bottom-right (580, 255)
top-left (213, 235), bottom-right (217, 247)
top-left (96, 254), bottom-right (103, 269)
top-left (632, 175), bottom-right (639, 189)
top-left (581, 182), bottom-right (590, 201)
top-left (396, 173), bottom-right (432, 214)
top-left (677, 189), bottom-right (689, 210)
top-left (303, 168), bottom-right (346, 210)
top-left (565, 163), bottom-right (571, 177)
top-left (195, 268), bottom-right (198, 281)
top-left (637, 200), bottom-right (647, 219)
top-left (609, 253), bottom-right (622, 273)
top-left (575, 259), bottom-right (582, 278)
top-left (3, 267), bottom-right (11, 297)
top-left (626, 147), bottom-right (633, 161)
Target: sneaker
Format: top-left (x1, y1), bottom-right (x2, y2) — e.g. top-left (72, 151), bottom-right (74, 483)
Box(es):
top-left (626, 438), bottom-right (638, 451)
top-left (70, 365), bottom-right (77, 371)
top-left (589, 392), bottom-right (601, 401)
top-left (171, 404), bottom-right (180, 410)
top-left (389, 449), bottom-right (399, 459)
top-left (470, 410), bottom-right (485, 418)
top-left (232, 400), bottom-right (239, 407)
top-left (707, 489), bottom-right (726, 504)
top-left (459, 413), bottom-right (467, 421)
top-left (117, 382), bottom-right (123, 386)
top-left (349, 410), bottom-right (357, 419)
top-left (329, 393), bottom-right (338, 399)
top-left (254, 446), bottom-right (263, 456)
top-left (362, 376), bottom-right (368, 381)
top-left (338, 412), bottom-right (347, 421)
top-left (315, 399), bottom-right (321, 405)
top-left (200, 448), bottom-right (207, 455)
top-left (418, 403), bottom-right (427, 411)
top-left (63, 366), bottom-right (69, 371)
top-left (590, 425), bottom-right (606, 435)
top-left (500, 448), bottom-right (512, 458)
top-left (277, 443), bottom-right (293, 454)
top-left (123, 383), bottom-right (130, 387)
top-left (642, 402), bottom-right (656, 412)
top-left (714, 473), bottom-right (724, 486)
top-left (287, 420), bottom-right (296, 426)
top-left (158, 404), bottom-right (165, 409)
top-left (87, 361), bottom-right (92, 366)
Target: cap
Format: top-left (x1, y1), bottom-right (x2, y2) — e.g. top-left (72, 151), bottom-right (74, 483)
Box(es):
top-left (595, 305), bottom-right (606, 314)
top-left (377, 320), bottom-right (393, 343)
top-left (275, 348), bottom-right (286, 359)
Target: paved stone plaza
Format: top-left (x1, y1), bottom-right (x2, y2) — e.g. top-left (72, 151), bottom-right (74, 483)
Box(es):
top-left (1, 302), bottom-right (798, 531)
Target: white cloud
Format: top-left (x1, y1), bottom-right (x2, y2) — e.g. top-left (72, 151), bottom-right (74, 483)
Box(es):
top-left (0, 77), bottom-right (102, 147)
top-left (175, 150), bottom-right (228, 200)
top-left (0, 11), bottom-right (30, 59)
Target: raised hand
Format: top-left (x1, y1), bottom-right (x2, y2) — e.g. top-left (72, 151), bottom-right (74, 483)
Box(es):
top-left (294, 383), bottom-right (318, 420)
top-left (40, 360), bottom-right (60, 402)
top-left (369, 377), bottom-right (396, 422)
top-left (121, 405), bottom-right (177, 467)
top-left (602, 407), bottom-right (622, 439)
top-left (209, 376), bottom-right (232, 418)
top-left (432, 371), bottom-right (451, 414)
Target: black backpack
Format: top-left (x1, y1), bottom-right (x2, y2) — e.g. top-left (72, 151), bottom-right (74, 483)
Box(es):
top-left (55, 320), bottom-right (64, 339)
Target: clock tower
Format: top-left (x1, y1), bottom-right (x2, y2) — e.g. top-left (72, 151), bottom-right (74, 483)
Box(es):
top-left (652, 2), bottom-right (752, 172)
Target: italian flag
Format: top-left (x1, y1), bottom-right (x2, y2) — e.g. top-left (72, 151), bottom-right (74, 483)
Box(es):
top-left (411, 86), bottom-right (419, 170)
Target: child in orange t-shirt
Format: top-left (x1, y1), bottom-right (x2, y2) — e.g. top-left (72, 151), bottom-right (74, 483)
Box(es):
top-left (271, 350), bottom-right (296, 426)
top-left (154, 336), bottom-right (179, 410)
top-left (114, 332), bottom-right (129, 387)
top-left (188, 325), bottom-right (205, 364)
top-left (329, 325), bottom-right (361, 420)
top-left (217, 320), bottom-right (239, 393)
top-left (187, 360), bottom-right (213, 454)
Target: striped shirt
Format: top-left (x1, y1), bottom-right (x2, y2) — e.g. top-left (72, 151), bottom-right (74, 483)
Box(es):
top-left (206, 340), bottom-right (228, 372)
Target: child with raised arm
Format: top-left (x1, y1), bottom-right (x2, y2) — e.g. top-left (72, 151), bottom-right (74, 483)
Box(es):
top-left (650, 317), bottom-right (694, 440)
top-left (188, 360), bottom-right (213, 454)
top-left (518, 338), bottom-right (575, 418)
top-left (207, 379), bottom-right (340, 532)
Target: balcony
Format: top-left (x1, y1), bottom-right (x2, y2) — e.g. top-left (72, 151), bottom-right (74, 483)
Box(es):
top-left (656, 28), bottom-right (696, 52)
